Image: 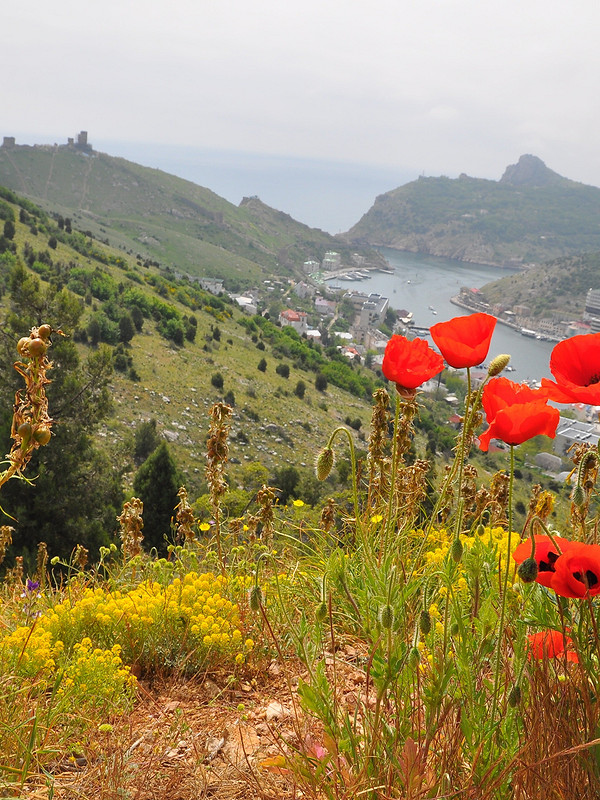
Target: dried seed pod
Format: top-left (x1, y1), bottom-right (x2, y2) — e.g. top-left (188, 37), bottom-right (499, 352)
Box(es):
top-left (27, 338), bottom-right (47, 358)
top-left (37, 324), bottom-right (52, 340)
top-left (33, 426), bottom-right (51, 446)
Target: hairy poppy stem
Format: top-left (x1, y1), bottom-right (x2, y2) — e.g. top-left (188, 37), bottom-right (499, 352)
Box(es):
top-left (491, 444), bottom-right (515, 726)
top-left (327, 426), bottom-right (360, 531)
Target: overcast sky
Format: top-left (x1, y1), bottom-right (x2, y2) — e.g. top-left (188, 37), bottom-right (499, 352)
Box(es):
top-left (5, 0), bottom-right (600, 228)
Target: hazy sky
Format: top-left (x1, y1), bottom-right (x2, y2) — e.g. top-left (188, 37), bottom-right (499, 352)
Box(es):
top-left (5, 0), bottom-right (600, 229)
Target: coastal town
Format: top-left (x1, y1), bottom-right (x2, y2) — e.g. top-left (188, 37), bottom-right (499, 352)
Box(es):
top-left (198, 250), bottom-right (600, 372)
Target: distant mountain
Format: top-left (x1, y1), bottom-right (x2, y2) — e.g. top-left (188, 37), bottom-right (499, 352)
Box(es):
top-left (0, 137), bottom-right (383, 288)
top-left (344, 155), bottom-right (600, 268)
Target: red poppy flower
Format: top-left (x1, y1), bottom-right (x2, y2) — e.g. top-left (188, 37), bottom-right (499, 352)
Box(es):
top-left (527, 630), bottom-right (579, 662)
top-left (512, 534), bottom-right (577, 588)
top-left (430, 312), bottom-right (496, 369)
top-left (550, 542), bottom-right (600, 598)
top-left (478, 378), bottom-right (559, 451)
top-left (541, 333), bottom-right (600, 405)
top-left (382, 335), bottom-right (444, 394)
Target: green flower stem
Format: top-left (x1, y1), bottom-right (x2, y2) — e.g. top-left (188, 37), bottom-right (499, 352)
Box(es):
top-left (490, 444), bottom-right (515, 726)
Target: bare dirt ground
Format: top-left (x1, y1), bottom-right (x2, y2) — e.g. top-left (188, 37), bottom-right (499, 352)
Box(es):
top-left (21, 662), bottom-right (305, 800)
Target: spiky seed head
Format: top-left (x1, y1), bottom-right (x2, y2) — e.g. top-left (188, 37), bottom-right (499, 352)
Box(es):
top-left (249, 585), bottom-right (262, 612)
top-left (315, 601), bottom-right (328, 623)
top-left (572, 484), bottom-right (586, 508)
top-left (517, 557), bottom-right (539, 584)
top-left (508, 684), bottom-right (522, 707)
top-left (315, 447), bottom-right (335, 481)
top-left (487, 354), bottom-right (511, 377)
top-left (379, 604), bottom-right (395, 630)
top-left (419, 610), bottom-right (432, 635)
top-left (450, 537), bottom-right (463, 563)
top-left (450, 622), bottom-right (460, 636)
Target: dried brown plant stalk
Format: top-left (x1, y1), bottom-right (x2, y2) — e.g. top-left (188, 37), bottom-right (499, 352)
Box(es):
top-left (205, 402), bottom-right (232, 573)
top-left (175, 486), bottom-right (196, 543)
top-left (0, 324), bottom-right (61, 492)
top-left (118, 497), bottom-right (144, 560)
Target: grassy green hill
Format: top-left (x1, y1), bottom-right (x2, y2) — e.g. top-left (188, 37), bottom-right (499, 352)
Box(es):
top-left (0, 185), bottom-right (377, 507)
top-left (344, 155), bottom-right (600, 268)
top-left (0, 142), bottom-right (383, 288)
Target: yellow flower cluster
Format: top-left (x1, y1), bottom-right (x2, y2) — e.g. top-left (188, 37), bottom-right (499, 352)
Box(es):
top-left (12, 571), bottom-right (246, 673)
top-left (423, 526), bottom-right (512, 569)
top-left (57, 639), bottom-right (136, 711)
top-left (1, 625), bottom-right (62, 678)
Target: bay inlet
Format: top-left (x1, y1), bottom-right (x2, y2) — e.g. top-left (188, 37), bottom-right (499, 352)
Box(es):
top-left (330, 248), bottom-right (556, 380)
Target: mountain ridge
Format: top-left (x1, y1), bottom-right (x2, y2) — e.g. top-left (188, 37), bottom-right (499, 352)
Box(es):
top-left (343, 155), bottom-right (600, 268)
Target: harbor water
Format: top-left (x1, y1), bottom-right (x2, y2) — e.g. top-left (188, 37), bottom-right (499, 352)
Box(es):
top-left (330, 248), bottom-right (556, 381)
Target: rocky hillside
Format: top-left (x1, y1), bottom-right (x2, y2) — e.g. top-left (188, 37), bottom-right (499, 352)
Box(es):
top-left (344, 155), bottom-right (600, 268)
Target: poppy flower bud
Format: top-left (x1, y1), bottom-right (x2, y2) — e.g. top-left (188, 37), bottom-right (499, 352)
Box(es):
top-left (517, 557), bottom-right (539, 584)
top-left (315, 447), bottom-right (335, 481)
top-left (572, 484), bottom-right (586, 508)
top-left (419, 610), bottom-right (432, 635)
top-left (487, 354), bottom-right (511, 377)
top-left (379, 604), bottom-right (395, 630)
top-left (476, 523), bottom-right (486, 537)
top-left (315, 601), bottom-right (328, 623)
top-left (249, 585), bottom-right (262, 612)
top-left (450, 538), bottom-right (463, 563)
top-left (508, 684), bottom-right (522, 707)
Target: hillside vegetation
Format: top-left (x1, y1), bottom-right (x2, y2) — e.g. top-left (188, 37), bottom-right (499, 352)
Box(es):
top-left (481, 251), bottom-right (600, 319)
top-left (0, 184), bottom-right (381, 562)
top-left (0, 141), bottom-right (384, 288)
top-left (345, 154), bottom-right (600, 268)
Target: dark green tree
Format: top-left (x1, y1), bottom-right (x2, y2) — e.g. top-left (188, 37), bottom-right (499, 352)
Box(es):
top-left (0, 264), bottom-right (123, 565)
top-left (130, 305), bottom-right (144, 332)
top-left (133, 418), bottom-right (161, 465)
top-left (276, 363), bottom-right (290, 379)
top-left (272, 465), bottom-right (300, 504)
top-left (211, 372), bottom-right (224, 390)
top-left (257, 358), bottom-right (267, 373)
top-left (294, 380), bottom-right (306, 399)
top-left (132, 441), bottom-right (181, 554)
top-left (118, 312), bottom-right (135, 344)
top-left (315, 373), bottom-right (328, 392)
top-left (3, 219), bottom-right (15, 240)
